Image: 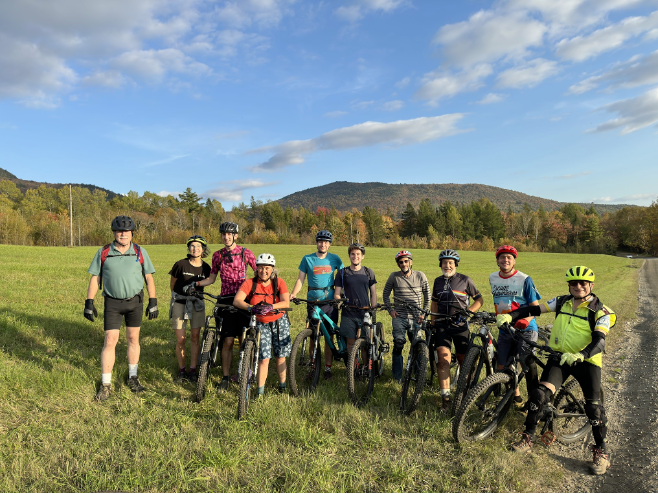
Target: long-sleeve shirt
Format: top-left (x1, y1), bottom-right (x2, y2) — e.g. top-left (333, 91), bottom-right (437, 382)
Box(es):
top-left (382, 270), bottom-right (430, 319)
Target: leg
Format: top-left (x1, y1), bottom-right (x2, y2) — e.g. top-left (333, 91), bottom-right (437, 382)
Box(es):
top-left (391, 317), bottom-right (409, 381)
top-left (190, 327), bottom-right (201, 369)
top-left (222, 337), bottom-right (235, 377)
top-left (126, 326), bottom-right (141, 365)
top-left (437, 346), bottom-right (452, 389)
top-left (276, 357), bottom-right (287, 384)
top-left (257, 358), bottom-right (270, 388)
top-left (175, 328), bottom-right (187, 370)
top-left (101, 329), bottom-right (120, 374)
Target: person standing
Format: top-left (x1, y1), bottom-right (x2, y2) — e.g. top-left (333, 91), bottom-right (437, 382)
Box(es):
top-left (85, 215), bottom-right (158, 401)
top-left (290, 230), bottom-right (344, 380)
top-left (169, 235), bottom-right (211, 382)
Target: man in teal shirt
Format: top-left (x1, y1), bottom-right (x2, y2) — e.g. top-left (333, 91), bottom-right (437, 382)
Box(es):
top-left (290, 230), bottom-right (344, 380)
top-left (85, 216), bottom-right (158, 401)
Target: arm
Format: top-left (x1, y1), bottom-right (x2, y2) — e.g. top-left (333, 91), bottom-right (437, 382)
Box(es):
top-left (197, 271), bottom-right (217, 287)
top-left (580, 330), bottom-right (606, 359)
top-left (233, 290), bottom-right (249, 311)
top-left (382, 275), bottom-right (396, 317)
top-left (145, 273), bottom-right (157, 299)
top-left (334, 286), bottom-right (342, 300)
top-left (87, 275), bottom-right (99, 300)
top-left (274, 290), bottom-right (290, 310)
top-left (468, 295), bottom-right (483, 313)
top-left (370, 283), bottom-right (377, 307)
top-left (430, 300), bottom-right (437, 324)
top-left (290, 270), bottom-right (306, 299)
top-left (170, 275), bottom-right (176, 292)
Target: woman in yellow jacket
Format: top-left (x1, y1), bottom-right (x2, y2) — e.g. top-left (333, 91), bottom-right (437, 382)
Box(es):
top-left (496, 266), bottom-right (615, 476)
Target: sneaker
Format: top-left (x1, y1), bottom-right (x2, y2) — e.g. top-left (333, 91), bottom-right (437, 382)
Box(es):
top-left (591, 446), bottom-right (610, 475)
top-left (127, 376), bottom-right (145, 393)
top-left (440, 396), bottom-right (451, 412)
top-left (95, 383), bottom-right (111, 402)
top-left (188, 371), bottom-right (198, 383)
top-left (324, 369), bottom-right (333, 381)
top-left (512, 432), bottom-right (534, 453)
top-left (277, 385), bottom-right (287, 394)
top-left (177, 370), bottom-right (188, 383)
top-left (218, 378), bottom-right (229, 391)
top-left (513, 395), bottom-right (523, 407)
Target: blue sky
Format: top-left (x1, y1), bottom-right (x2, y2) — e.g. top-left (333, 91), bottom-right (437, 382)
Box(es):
top-left (1, 0), bottom-right (658, 208)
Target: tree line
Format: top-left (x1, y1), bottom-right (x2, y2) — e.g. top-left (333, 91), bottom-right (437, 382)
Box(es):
top-left (0, 179), bottom-right (655, 255)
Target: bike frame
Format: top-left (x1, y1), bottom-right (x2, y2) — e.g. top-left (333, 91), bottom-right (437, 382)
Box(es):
top-left (307, 303), bottom-right (349, 361)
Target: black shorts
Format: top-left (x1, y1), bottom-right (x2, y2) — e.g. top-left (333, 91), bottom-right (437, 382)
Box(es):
top-left (433, 325), bottom-right (469, 355)
top-left (541, 359), bottom-right (602, 401)
top-left (104, 291), bottom-right (143, 331)
top-left (215, 295), bottom-right (250, 338)
top-left (306, 302), bottom-right (339, 326)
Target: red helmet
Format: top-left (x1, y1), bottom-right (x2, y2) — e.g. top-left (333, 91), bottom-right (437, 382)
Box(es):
top-left (395, 250), bottom-right (412, 261)
top-left (495, 245), bottom-right (518, 259)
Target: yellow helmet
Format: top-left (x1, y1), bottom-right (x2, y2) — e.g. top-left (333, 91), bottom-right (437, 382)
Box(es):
top-left (565, 266), bottom-right (595, 283)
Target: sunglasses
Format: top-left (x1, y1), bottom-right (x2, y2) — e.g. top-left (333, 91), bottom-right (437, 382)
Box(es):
top-left (568, 280), bottom-right (590, 287)
top-left (397, 259), bottom-right (410, 265)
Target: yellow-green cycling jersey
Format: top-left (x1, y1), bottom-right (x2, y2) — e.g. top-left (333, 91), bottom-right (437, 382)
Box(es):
top-left (543, 294), bottom-right (616, 368)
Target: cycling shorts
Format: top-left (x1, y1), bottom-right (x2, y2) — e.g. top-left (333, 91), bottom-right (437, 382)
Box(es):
top-left (541, 359), bottom-right (602, 402)
top-left (497, 329), bottom-right (537, 368)
top-left (433, 325), bottom-right (469, 355)
top-left (215, 295), bottom-right (250, 338)
top-left (104, 291), bottom-right (143, 331)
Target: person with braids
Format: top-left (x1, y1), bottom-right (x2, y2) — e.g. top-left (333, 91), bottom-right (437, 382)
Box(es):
top-left (497, 265), bottom-right (615, 475)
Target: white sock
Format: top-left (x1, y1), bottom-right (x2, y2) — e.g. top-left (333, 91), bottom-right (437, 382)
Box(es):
top-left (128, 364), bottom-right (138, 378)
top-left (440, 388), bottom-right (450, 398)
top-left (101, 373), bottom-right (112, 385)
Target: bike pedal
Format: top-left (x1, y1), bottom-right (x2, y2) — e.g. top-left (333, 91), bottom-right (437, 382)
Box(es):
top-left (540, 431), bottom-right (556, 446)
top-left (381, 343), bottom-right (390, 353)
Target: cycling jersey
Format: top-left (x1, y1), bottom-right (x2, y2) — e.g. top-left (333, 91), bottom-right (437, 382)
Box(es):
top-left (297, 252), bottom-right (343, 301)
top-left (210, 244), bottom-right (257, 296)
top-left (543, 294), bottom-right (616, 368)
top-left (431, 273), bottom-right (482, 329)
top-left (489, 269), bottom-right (541, 332)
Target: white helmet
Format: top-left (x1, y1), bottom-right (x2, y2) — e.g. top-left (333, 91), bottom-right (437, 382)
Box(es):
top-left (256, 253), bottom-right (276, 266)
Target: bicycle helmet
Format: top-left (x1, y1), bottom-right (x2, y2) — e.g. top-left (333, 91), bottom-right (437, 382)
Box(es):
top-left (395, 250), bottom-right (412, 261)
top-left (186, 235), bottom-right (210, 258)
top-left (565, 266), bottom-right (595, 283)
top-left (219, 222), bottom-right (239, 234)
top-left (256, 253), bottom-right (276, 266)
top-left (495, 245), bottom-right (518, 259)
top-left (348, 242), bottom-right (366, 255)
top-left (316, 230), bottom-right (333, 243)
top-left (111, 215), bottom-right (135, 232)
top-left (438, 249), bottom-right (460, 265)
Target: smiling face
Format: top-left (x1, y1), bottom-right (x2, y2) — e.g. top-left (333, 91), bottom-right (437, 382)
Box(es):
top-left (317, 240), bottom-right (330, 254)
top-left (257, 264), bottom-right (273, 282)
top-left (222, 232), bottom-right (237, 248)
top-left (188, 241), bottom-right (203, 258)
top-left (568, 280), bottom-right (594, 300)
top-left (497, 253), bottom-right (516, 274)
top-left (114, 230), bottom-right (132, 246)
top-left (440, 258), bottom-right (456, 277)
top-left (397, 257), bottom-right (412, 274)
top-left (349, 249), bottom-right (363, 267)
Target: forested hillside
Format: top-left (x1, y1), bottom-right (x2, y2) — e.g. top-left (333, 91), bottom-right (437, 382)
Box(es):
top-left (0, 167), bottom-right (117, 199)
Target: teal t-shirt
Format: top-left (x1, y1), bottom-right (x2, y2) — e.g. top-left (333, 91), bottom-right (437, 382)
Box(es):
top-left (298, 252), bottom-right (344, 301)
top-left (88, 242), bottom-right (156, 299)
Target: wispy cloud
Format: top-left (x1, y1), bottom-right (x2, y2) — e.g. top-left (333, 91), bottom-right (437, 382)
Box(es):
top-left (475, 92), bottom-right (506, 105)
top-left (324, 110), bottom-right (348, 118)
top-left (246, 114), bottom-right (471, 172)
top-left (382, 100), bottom-right (405, 111)
top-left (142, 154), bottom-right (191, 168)
top-left (588, 87), bottom-right (658, 134)
top-left (558, 171), bottom-right (592, 179)
top-left (335, 0), bottom-right (406, 23)
top-left (496, 58), bottom-right (560, 88)
top-left (204, 179), bottom-right (278, 203)
top-left (593, 192), bottom-right (657, 204)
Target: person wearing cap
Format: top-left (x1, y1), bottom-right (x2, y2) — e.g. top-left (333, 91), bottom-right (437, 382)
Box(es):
top-left (233, 253), bottom-right (291, 397)
top-left (497, 266), bottom-right (616, 475)
top-left (489, 245), bottom-right (541, 407)
top-left (382, 250), bottom-right (430, 383)
top-left (169, 235), bottom-right (211, 382)
top-left (85, 215), bottom-right (157, 401)
top-left (290, 230), bottom-right (344, 380)
top-left (191, 222), bottom-right (257, 390)
top-left (431, 249), bottom-right (483, 411)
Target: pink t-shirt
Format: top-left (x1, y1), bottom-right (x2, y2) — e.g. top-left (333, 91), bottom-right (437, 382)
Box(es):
top-left (210, 245), bottom-right (257, 296)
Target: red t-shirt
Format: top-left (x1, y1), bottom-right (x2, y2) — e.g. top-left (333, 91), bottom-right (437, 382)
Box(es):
top-left (238, 277), bottom-right (289, 323)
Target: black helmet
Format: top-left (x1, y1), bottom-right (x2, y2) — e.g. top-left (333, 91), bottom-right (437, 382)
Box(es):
top-left (219, 222), bottom-right (239, 234)
top-left (111, 215), bottom-right (135, 232)
top-left (316, 230), bottom-right (333, 243)
top-left (438, 248), bottom-right (460, 265)
top-left (348, 242), bottom-right (365, 255)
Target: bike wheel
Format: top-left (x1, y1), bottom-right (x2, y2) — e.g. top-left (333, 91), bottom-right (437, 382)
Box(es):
top-left (195, 328), bottom-right (216, 402)
top-left (449, 353), bottom-right (460, 391)
top-left (452, 372), bottom-right (515, 443)
top-left (400, 342), bottom-right (429, 414)
top-left (347, 339), bottom-right (375, 406)
top-left (289, 329), bottom-right (321, 397)
top-left (451, 345), bottom-right (492, 417)
top-left (375, 322), bottom-right (385, 378)
top-left (550, 378), bottom-right (592, 443)
top-left (237, 340), bottom-right (256, 420)
top-left (426, 347), bottom-right (437, 388)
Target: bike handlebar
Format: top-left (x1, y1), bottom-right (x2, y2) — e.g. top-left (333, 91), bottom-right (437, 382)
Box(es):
top-left (503, 323), bottom-right (561, 358)
top-left (292, 298), bottom-right (346, 306)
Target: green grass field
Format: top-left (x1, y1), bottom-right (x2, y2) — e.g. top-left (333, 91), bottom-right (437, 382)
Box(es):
top-left (0, 244), bottom-right (642, 492)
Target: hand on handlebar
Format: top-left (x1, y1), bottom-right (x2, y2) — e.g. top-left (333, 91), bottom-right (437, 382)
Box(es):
top-left (514, 319), bottom-right (530, 330)
top-left (251, 303), bottom-right (273, 315)
top-left (559, 352), bottom-right (584, 366)
top-left (496, 314), bottom-right (513, 328)
top-left (182, 282), bottom-right (197, 295)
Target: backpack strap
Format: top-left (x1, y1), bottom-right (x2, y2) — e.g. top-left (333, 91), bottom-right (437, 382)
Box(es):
top-left (99, 242), bottom-right (146, 291)
top-left (555, 294), bottom-right (602, 333)
top-left (246, 276), bottom-right (279, 305)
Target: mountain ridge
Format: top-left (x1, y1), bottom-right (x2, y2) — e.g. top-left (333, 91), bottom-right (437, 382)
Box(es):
top-left (0, 167), bottom-right (118, 199)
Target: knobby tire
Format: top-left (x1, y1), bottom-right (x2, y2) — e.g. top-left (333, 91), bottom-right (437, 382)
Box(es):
top-left (375, 322), bottom-right (385, 378)
top-left (195, 328), bottom-right (216, 402)
top-left (237, 340), bottom-right (256, 420)
top-left (289, 329), bottom-right (321, 397)
top-left (550, 378), bottom-right (594, 443)
top-left (400, 342), bottom-right (429, 414)
top-left (451, 345), bottom-right (492, 417)
top-left (347, 339), bottom-right (375, 406)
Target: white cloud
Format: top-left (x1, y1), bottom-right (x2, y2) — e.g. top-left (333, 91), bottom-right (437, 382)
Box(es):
top-left (415, 64), bottom-right (493, 105)
top-left (335, 0), bottom-right (406, 22)
top-left (352, 100), bottom-right (375, 109)
top-left (593, 192), bottom-right (657, 204)
top-left (496, 58), bottom-right (560, 88)
top-left (324, 110), bottom-right (349, 118)
top-left (476, 93), bottom-right (506, 104)
top-left (246, 114), bottom-right (470, 172)
top-left (395, 76), bottom-right (410, 89)
top-left (81, 70), bottom-right (127, 88)
top-left (143, 154), bottom-right (191, 168)
top-left (589, 87), bottom-right (658, 134)
top-left (204, 179), bottom-right (277, 202)
top-left (112, 49), bottom-right (211, 83)
top-left (157, 190), bottom-right (182, 198)
top-left (382, 100), bottom-right (405, 111)
top-left (568, 50), bottom-right (658, 94)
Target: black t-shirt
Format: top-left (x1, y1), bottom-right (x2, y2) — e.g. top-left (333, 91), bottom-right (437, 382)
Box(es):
top-left (169, 257), bottom-right (211, 302)
top-left (431, 273), bottom-right (482, 328)
top-left (335, 266), bottom-right (376, 318)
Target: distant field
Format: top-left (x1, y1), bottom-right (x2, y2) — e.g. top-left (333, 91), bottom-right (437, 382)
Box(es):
top-left (0, 244), bottom-right (641, 492)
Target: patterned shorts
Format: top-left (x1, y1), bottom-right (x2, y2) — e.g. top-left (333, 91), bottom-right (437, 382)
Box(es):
top-left (258, 316), bottom-right (292, 360)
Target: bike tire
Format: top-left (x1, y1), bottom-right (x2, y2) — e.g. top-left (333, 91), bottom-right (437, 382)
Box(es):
top-left (195, 328), bottom-right (216, 402)
top-left (237, 340), bottom-right (256, 420)
top-left (550, 378), bottom-right (594, 444)
top-left (375, 322), bottom-right (385, 378)
top-left (347, 339), bottom-right (375, 406)
top-left (452, 372), bottom-right (515, 443)
top-left (400, 342), bottom-right (429, 414)
top-left (426, 347), bottom-right (437, 388)
top-left (289, 329), bottom-right (321, 397)
top-left (451, 345), bottom-right (492, 417)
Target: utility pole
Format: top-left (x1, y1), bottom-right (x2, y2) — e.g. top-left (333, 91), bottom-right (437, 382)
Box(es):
top-left (69, 185), bottom-right (73, 247)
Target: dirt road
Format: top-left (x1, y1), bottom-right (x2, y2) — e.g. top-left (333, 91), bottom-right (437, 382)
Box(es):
top-left (558, 259), bottom-right (658, 492)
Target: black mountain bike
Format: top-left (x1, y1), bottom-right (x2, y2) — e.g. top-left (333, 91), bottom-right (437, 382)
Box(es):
top-left (346, 304), bottom-right (389, 406)
top-left (453, 324), bottom-right (592, 444)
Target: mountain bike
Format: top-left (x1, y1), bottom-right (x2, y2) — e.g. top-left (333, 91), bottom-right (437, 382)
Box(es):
top-left (346, 304), bottom-right (389, 406)
top-left (236, 306), bottom-right (293, 419)
top-left (288, 298), bottom-right (347, 397)
top-left (452, 324), bottom-right (593, 444)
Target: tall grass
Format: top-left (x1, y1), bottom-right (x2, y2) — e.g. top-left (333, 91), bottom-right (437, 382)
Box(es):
top-left (0, 244), bottom-right (641, 492)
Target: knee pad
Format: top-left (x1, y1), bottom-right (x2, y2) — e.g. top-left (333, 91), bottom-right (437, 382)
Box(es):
top-left (585, 401), bottom-right (607, 427)
top-left (528, 384), bottom-right (553, 413)
top-left (393, 338), bottom-right (406, 356)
